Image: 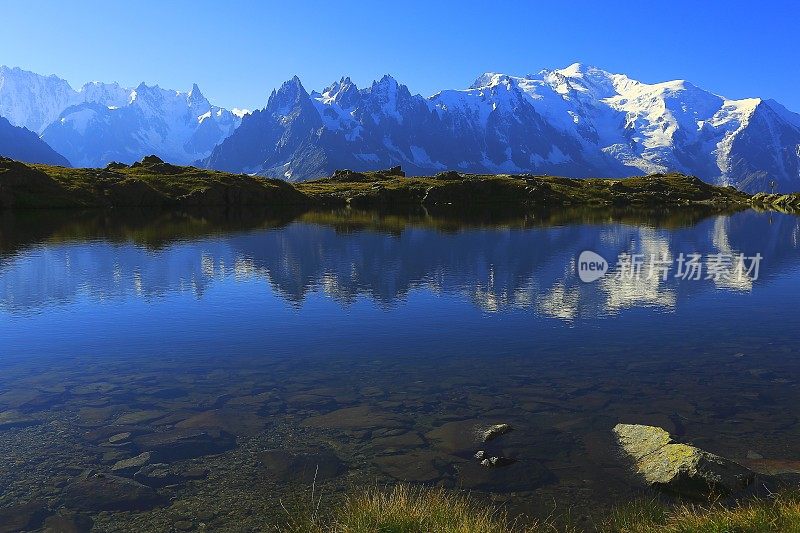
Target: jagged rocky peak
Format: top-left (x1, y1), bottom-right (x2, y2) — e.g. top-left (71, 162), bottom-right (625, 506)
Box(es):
top-left (267, 76), bottom-right (309, 115)
top-left (370, 74), bottom-right (415, 99)
top-left (320, 76), bottom-right (360, 108)
top-left (204, 62), bottom-right (800, 191)
top-left (372, 74), bottom-right (399, 88)
top-left (365, 74), bottom-right (415, 116)
top-left (129, 81), bottom-right (155, 103)
top-left (187, 83), bottom-right (211, 111)
top-left (188, 82), bottom-right (204, 100)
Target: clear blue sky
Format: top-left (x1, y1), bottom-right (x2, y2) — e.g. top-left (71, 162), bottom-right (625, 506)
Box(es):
top-left (2, 0), bottom-right (798, 111)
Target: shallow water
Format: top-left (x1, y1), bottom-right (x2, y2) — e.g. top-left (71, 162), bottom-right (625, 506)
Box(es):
top-left (1, 207), bottom-right (799, 530)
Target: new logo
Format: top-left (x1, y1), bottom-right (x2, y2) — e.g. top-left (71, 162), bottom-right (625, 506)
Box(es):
top-left (577, 250), bottom-right (608, 282)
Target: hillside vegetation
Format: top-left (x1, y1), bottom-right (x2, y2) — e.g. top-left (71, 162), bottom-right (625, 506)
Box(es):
top-left (0, 156), bottom-right (766, 211)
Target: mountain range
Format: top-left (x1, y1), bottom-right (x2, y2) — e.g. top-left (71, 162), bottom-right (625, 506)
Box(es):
top-left (0, 66), bottom-right (245, 167)
top-left (2, 64), bottom-right (800, 191)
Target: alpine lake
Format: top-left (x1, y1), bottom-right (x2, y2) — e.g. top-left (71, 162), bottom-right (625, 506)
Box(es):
top-left (1, 206), bottom-right (799, 531)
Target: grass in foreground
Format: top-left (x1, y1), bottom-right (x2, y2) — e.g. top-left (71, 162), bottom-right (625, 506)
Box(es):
top-left (275, 484), bottom-right (800, 533)
top-left (603, 491), bottom-right (800, 533)
top-left (277, 484), bottom-right (541, 533)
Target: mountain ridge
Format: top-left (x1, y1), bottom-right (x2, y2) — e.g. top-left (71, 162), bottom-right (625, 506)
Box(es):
top-left (0, 117), bottom-right (70, 167)
top-left (206, 63), bottom-right (800, 192)
top-left (2, 64), bottom-right (800, 191)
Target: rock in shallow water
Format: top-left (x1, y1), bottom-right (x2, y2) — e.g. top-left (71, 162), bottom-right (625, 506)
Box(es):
top-left (108, 432), bottom-right (132, 444)
top-left (259, 449), bottom-right (346, 483)
top-left (482, 423), bottom-right (513, 442)
top-left (134, 463), bottom-right (209, 488)
top-left (63, 473), bottom-right (161, 511)
top-left (474, 450), bottom-right (515, 468)
top-left (111, 451), bottom-right (152, 474)
top-left (372, 450), bottom-right (445, 482)
top-left (0, 501), bottom-right (50, 533)
top-left (426, 420), bottom-right (515, 453)
top-left (43, 510), bottom-right (94, 533)
top-left (0, 410), bottom-right (44, 431)
top-left (133, 428), bottom-right (236, 462)
top-left (613, 423), bottom-right (754, 498)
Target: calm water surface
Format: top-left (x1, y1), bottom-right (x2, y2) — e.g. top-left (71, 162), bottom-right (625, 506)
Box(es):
top-left (1, 208), bottom-right (799, 530)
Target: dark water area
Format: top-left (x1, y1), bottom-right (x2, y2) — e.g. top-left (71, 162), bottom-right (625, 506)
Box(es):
top-left (1, 207), bottom-right (799, 531)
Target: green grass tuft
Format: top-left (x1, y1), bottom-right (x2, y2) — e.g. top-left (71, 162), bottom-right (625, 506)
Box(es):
top-left (276, 484), bottom-right (544, 533)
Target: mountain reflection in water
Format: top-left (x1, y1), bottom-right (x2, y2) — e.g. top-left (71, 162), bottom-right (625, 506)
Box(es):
top-left (1, 207), bottom-right (799, 529)
top-left (1, 207), bottom-right (793, 318)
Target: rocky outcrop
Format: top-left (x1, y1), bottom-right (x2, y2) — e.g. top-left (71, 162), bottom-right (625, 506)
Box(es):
top-left (751, 192), bottom-right (800, 212)
top-left (0, 156), bottom-right (770, 213)
top-left (613, 424), bottom-right (754, 498)
top-left (0, 156), bottom-right (309, 209)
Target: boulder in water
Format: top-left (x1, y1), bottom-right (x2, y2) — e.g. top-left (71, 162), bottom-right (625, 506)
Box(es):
top-left (613, 423), bottom-right (754, 498)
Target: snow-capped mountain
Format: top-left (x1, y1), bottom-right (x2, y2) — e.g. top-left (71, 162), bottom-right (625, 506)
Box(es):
top-left (206, 64), bottom-right (800, 192)
top-left (42, 83), bottom-right (245, 167)
top-left (0, 66), bottom-right (129, 134)
top-left (0, 116), bottom-right (70, 166)
top-left (3, 63), bottom-right (799, 190)
top-left (0, 66), bottom-right (245, 168)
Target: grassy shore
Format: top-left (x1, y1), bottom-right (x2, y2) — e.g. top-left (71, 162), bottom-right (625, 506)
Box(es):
top-left (274, 484), bottom-right (800, 532)
top-left (0, 156), bottom-right (756, 211)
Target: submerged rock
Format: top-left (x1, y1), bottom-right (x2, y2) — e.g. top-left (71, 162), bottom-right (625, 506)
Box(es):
top-left (63, 473), bottom-right (161, 511)
top-left (42, 510), bottom-right (94, 533)
top-left (425, 419), bottom-right (484, 453)
top-left (134, 463), bottom-right (209, 488)
top-left (0, 410), bottom-right (44, 431)
top-left (613, 423), bottom-right (754, 498)
top-left (175, 409), bottom-right (267, 437)
top-left (0, 501), bottom-right (50, 533)
top-left (111, 451), bottom-right (152, 475)
top-left (259, 449), bottom-right (346, 484)
top-left (132, 428), bottom-right (236, 462)
top-left (108, 432), bottom-right (132, 444)
top-left (372, 450), bottom-right (444, 483)
top-left (456, 459), bottom-right (552, 491)
top-left (743, 458), bottom-right (800, 475)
